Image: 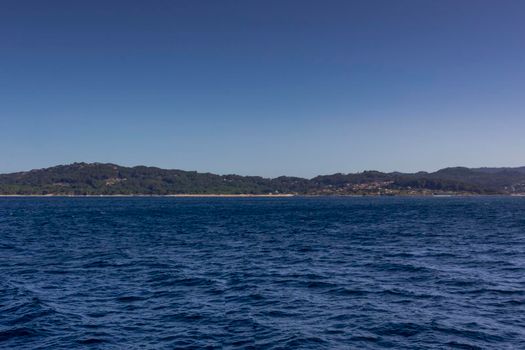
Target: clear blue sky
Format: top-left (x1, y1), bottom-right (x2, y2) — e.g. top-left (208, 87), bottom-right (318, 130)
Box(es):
top-left (1, 0), bottom-right (524, 177)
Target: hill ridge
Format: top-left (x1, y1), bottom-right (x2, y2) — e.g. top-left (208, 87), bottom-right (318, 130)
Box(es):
top-left (1, 163), bottom-right (525, 195)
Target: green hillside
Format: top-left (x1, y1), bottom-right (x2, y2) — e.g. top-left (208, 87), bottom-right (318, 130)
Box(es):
top-left (1, 163), bottom-right (525, 195)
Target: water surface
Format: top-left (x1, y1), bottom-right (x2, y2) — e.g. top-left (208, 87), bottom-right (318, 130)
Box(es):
top-left (1, 197), bottom-right (524, 349)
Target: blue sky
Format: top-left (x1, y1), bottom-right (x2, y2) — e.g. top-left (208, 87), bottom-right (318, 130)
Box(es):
top-left (1, 0), bottom-right (524, 177)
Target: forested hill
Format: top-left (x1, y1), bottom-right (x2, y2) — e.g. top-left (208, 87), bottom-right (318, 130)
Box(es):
top-left (1, 163), bottom-right (525, 195)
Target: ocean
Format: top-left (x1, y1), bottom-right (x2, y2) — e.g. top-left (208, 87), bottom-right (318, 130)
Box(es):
top-left (1, 197), bottom-right (524, 349)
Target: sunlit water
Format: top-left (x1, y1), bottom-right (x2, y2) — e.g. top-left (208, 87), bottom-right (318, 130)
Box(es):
top-left (1, 197), bottom-right (524, 349)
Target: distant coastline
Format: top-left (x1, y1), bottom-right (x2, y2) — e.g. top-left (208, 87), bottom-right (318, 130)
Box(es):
top-left (1, 162), bottom-right (525, 196)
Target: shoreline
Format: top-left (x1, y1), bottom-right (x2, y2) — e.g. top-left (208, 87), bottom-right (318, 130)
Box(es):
top-left (0, 194), bottom-right (523, 198)
top-left (0, 194), bottom-right (296, 198)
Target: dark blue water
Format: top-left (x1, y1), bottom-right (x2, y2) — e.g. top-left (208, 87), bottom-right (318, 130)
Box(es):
top-left (1, 197), bottom-right (524, 349)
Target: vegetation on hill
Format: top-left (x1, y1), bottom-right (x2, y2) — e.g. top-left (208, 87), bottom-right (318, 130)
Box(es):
top-left (1, 163), bottom-right (524, 195)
